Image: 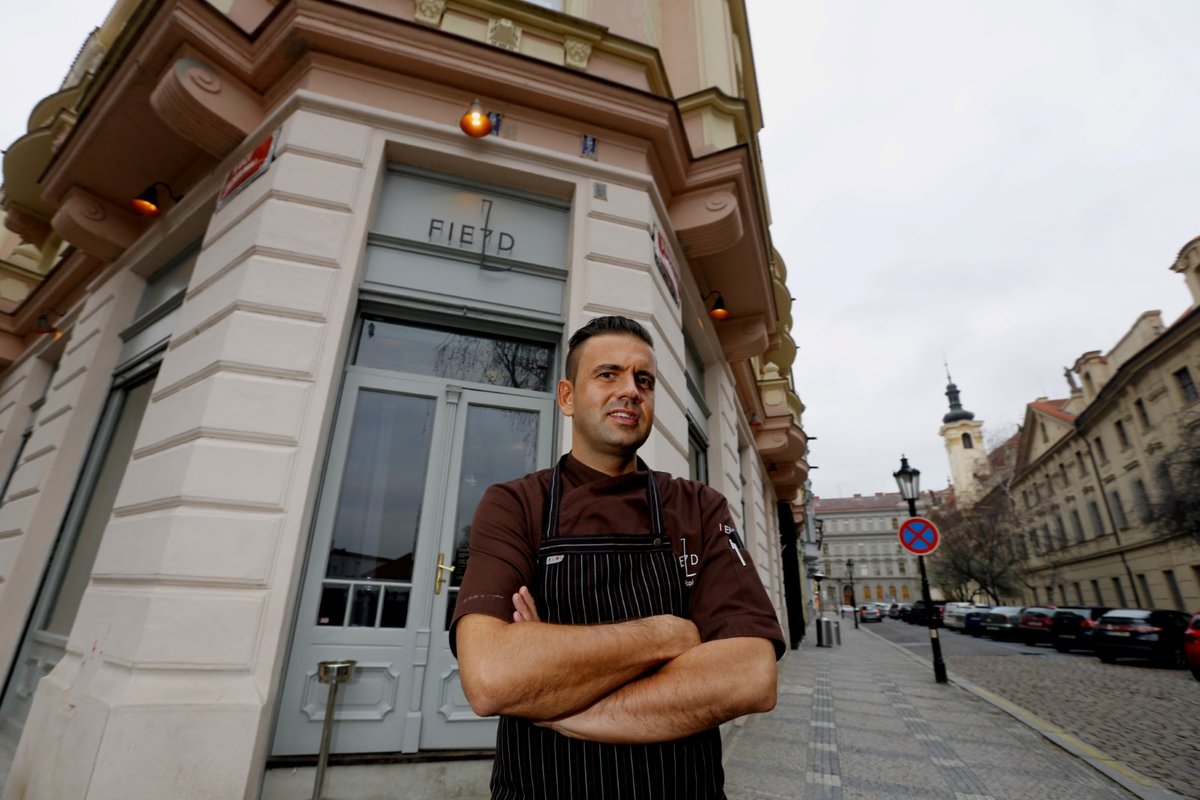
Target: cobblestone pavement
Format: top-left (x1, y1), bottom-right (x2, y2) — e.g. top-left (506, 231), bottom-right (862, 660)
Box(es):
top-left (947, 648), bottom-right (1199, 799)
top-left (722, 627), bottom-right (1144, 800)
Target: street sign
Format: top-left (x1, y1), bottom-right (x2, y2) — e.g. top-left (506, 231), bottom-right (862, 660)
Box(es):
top-left (898, 517), bottom-right (940, 556)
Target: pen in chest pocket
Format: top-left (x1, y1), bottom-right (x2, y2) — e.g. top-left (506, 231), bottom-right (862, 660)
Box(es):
top-left (724, 524), bottom-right (747, 566)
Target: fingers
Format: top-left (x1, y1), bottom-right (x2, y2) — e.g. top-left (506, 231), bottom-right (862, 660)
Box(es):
top-left (511, 585), bottom-right (541, 623)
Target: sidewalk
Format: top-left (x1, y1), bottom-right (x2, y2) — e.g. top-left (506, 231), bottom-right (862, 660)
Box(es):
top-left (722, 622), bottom-right (1167, 800)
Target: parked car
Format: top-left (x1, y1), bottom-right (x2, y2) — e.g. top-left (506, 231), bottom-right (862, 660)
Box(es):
top-left (1094, 609), bottom-right (1192, 667)
top-left (980, 606), bottom-right (1026, 639)
top-left (963, 607), bottom-right (991, 637)
top-left (1050, 607), bottom-right (1110, 653)
top-left (1185, 612), bottom-right (1200, 682)
top-left (858, 605), bottom-right (883, 623)
top-left (896, 603), bottom-right (913, 621)
top-left (943, 602), bottom-right (979, 631)
top-left (907, 600), bottom-right (948, 626)
top-left (887, 603), bottom-right (903, 619)
top-left (1018, 606), bottom-right (1058, 646)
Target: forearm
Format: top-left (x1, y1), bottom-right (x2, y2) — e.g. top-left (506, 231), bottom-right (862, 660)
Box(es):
top-left (544, 637), bottom-right (777, 744)
top-left (457, 612), bottom-right (698, 719)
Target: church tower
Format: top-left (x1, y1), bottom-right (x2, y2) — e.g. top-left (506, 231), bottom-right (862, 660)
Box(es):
top-left (938, 373), bottom-right (989, 506)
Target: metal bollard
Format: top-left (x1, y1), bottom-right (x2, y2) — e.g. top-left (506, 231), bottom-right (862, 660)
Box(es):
top-left (833, 620), bottom-right (841, 646)
top-left (311, 659), bottom-right (356, 800)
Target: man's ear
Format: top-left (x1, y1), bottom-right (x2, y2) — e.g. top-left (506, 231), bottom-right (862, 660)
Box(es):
top-left (556, 377), bottom-right (574, 416)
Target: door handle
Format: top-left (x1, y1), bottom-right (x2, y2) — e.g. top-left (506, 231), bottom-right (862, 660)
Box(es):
top-left (435, 553), bottom-right (455, 595)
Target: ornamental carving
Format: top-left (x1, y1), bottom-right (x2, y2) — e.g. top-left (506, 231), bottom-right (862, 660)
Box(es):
top-left (488, 18), bottom-right (521, 51)
top-left (564, 37), bottom-right (592, 70)
top-left (150, 51), bottom-right (263, 157)
top-left (414, 0), bottom-right (446, 26)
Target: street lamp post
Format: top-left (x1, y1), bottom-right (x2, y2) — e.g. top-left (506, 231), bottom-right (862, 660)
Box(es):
top-left (893, 456), bottom-right (948, 684)
top-left (812, 571), bottom-right (825, 646)
top-left (845, 559), bottom-right (859, 629)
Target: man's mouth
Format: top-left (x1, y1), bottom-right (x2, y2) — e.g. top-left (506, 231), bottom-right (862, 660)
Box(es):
top-left (608, 409), bottom-right (639, 425)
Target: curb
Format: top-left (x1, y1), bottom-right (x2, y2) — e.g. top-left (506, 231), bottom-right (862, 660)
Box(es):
top-left (862, 626), bottom-right (1186, 800)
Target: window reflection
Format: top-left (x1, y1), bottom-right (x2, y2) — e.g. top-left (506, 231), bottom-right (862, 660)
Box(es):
top-left (326, 390), bottom-right (436, 582)
top-left (444, 405), bottom-right (539, 628)
top-left (356, 319), bottom-right (551, 392)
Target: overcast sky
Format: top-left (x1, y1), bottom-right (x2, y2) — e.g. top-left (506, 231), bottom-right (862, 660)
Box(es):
top-left (4, 3), bottom-right (1200, 499)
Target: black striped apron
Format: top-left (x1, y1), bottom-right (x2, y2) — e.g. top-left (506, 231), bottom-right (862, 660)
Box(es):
top-left (490, 455), bottom-right (725, 800)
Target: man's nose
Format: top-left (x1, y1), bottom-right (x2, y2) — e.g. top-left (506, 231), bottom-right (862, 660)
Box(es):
top-left (616, 373), bottom-right (642, 401)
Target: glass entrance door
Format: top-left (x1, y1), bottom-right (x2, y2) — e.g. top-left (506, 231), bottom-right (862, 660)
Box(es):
top-left (272, 320), bottom-right (554, 756)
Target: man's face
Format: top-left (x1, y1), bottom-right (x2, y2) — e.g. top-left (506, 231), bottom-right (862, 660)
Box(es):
top-left (558, 333), bottom-right (656, 472)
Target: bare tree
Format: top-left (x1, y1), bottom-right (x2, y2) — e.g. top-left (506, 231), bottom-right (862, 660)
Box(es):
top-left (1149, 420), bottom-right (1200, 546)
top-left (928, 489), bottom-right (1028, 604)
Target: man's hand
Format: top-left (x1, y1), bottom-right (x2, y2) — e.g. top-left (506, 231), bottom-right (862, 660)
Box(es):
top-left (457, 603), bottom-right (700, 720)
top-left (511, 586), bottom-right (540, 623)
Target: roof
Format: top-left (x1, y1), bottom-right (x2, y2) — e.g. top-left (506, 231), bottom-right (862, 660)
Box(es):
top-left (1030, 398), bottom-right (1076, 424)
top-left (814, 490), bottom-right (938, 514)
top-left (988, 431), bottom-right (1021, 470)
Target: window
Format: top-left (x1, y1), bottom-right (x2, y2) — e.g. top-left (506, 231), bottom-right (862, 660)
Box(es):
top-left (1137, 574), bottom-right (1154, 607)
top-left (1093, 436), bottom-right (1108, 463)
top-left (1054, 516), bottom-right (1067, 549)
top-left (1041, 524), bottom-right (1051, 551)
top-left (898, 560), bottom-right (907, 576)
top-left (901, 585), bottom-right (911, 600)
top-left (822, 542), bottom-right (828, 555)
top-left (1017, 536), bottom-right (1028, 559)
top-left (1134, 398), bottom-right (1151, 429)
top-left (687, 420), bottom-right (709, 484)
top-left (962, 432), bottom-right (974, 449)
top-left (862, 586), bottom-right (872, 600)
top-left (1174, 366), bottom-right (1198, 404)
top-left (1109, 490), bottom-right (1128, 529)
top-left (1076, 450), bottom-right (1087, 476)
top-left (1070, 508), bottom-right (1085, 543)
top-left (1087, 501), bottom-right (1105, 537)
top-left (1029, 529), bottom-right (1040, 553)
top-left (1091, 579), bottom-right (1103, 605)
top-left (891, 517), bottom-right (899, 530)
top-left (1112, 577), bottom-right (1128, 607)
top-left (1164, 570), bottom-right (1184, 611)
top-left (1059, 463), bottom-right (1069, 488)
top-left (1132, 478), bottom-right (1152, 523)
top-left (1114, 420), bottom-right (1129, 449)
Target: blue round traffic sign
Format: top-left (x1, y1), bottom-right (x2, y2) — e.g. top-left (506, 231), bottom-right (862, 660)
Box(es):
top-left (898, 517), bottom-right (940, 556)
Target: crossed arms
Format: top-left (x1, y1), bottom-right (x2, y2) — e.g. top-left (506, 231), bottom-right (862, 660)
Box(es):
top-left (456, 586), bottom-right (777, 745)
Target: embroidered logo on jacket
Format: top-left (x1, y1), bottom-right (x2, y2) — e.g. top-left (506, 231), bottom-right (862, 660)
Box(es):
top-left (678, 539), bottom-right (698, 587)
top-left (546, 554), bottom-right (565, 565)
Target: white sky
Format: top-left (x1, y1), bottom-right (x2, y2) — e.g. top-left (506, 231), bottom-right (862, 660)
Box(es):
top-left (4, 2), bottom-right (1200, 499)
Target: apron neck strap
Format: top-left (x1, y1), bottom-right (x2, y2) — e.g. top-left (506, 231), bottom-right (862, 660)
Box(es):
top-left (544, 454), bottom-right (664, 540)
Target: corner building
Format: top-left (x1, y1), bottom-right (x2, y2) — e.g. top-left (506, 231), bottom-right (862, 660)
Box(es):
top-left (0, 1), bottom-right (811, 797)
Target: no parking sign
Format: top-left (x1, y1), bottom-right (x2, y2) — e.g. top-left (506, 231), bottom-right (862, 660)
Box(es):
top-left (898, 517), bottom-right (940, 556)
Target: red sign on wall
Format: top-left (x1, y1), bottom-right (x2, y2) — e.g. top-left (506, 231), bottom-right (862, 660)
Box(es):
top-left (216, 129), bottom-right (280, 209)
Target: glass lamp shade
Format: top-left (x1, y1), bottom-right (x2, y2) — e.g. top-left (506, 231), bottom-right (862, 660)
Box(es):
top-left (893, 456), bottom-right (920, 501)
top-left (459, 99), bottom-right (493, 137)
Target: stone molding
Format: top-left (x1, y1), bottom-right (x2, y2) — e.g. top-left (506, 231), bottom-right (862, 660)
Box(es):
top-left (668, 186), bottom-right (742, 258)
top-left (50, 187), bottom-right (143, 263)
top-left (564, 36), bottom-right (592, 70)
top-left (716, 313), bottom-right (769, 362)
top-left (414, 0), bottom-right (447, 26)
top-left (150, 48), bottom-right (264, 157)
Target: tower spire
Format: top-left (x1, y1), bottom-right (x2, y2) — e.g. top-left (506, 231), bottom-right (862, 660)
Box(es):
top-left (942, 363), bottom-right (975, 424)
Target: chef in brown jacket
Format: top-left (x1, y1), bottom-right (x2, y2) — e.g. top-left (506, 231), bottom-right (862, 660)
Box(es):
top-left (451, 315), bottom-right (783, 800)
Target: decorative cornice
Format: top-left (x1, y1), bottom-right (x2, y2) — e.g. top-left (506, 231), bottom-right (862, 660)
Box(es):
top-left (150, 48), bottom-right (264, 157)
top-left (414, 0), bottom-right (447, 27)
top-left (51, 186), bottom-right (144, 263)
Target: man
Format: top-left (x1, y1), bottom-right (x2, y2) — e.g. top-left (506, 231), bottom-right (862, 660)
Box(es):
top-left (451, 316), bottom-right (783, 799)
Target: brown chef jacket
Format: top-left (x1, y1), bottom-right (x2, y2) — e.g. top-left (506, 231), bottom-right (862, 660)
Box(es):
top-left (450, 452), bottom-right (785, 658)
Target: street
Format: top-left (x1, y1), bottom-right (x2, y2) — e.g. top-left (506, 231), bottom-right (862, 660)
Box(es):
top-left (867, 616), bottom-right (1200, 799)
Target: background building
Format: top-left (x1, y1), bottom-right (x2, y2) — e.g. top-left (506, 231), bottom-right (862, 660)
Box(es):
top-left (0, 1), bottom-right (811, 797)
top-left (940, 238), bottom-right (1200, 612)
top-left (813, 490), bottom-right (938, 609)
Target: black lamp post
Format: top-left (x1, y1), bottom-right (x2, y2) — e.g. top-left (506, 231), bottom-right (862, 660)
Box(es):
top-left (812, 571), bottom-right (825, 646)
top-left (893, 456), bottom-right (948, 684)
top-left (845, 559), bottom-right (859, 629)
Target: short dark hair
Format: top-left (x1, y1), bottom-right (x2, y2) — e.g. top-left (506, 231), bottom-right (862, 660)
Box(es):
top-left (564, 316), bottom-right (654, 382)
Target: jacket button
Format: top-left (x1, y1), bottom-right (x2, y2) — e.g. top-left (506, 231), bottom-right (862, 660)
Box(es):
top-left (653, 537), bottom-right (662, 545)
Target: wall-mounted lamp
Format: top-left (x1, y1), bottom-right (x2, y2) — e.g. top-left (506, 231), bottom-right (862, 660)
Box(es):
top-left (31, 313), bottom-right (62, 341)
top-left (702, 290), bottom-right (730, 321)
top-left (460, 98), bottom-right (493, 137)
top-left (130, 182), bottom-right (182, 217)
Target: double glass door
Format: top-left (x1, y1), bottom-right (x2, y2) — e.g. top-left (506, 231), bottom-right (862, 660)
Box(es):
top-left (272, 321), bottom-right (554, 755)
